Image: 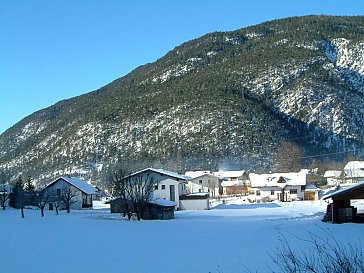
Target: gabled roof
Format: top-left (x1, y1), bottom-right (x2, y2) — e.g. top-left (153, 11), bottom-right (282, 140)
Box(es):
top-left (343, 161), bottom-right (364, 178)
top-left (324, 170), bottom-right (342, 178)
top-left (323, 181), bottom-right (364, 200)
top-left (46, 177), bottom-right (96, 195)
top-left (185, 170), bottom-right (211, 179)
top-left (130, 168), bottom-right (191, 181)
top-left (249, 170), bottom-right (307, 187)
top-left (221, 180), bottom-right (246, 187)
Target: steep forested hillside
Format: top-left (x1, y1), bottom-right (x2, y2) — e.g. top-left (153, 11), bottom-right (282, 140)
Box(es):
top-left (1, 15), bottom-right (364, 182)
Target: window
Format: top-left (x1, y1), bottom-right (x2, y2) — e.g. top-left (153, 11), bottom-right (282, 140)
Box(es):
top-left (56, 189), bottom-right (61, 197)
top-left (301, 186), bottom-right (305, 191)
top-left (256, 190), bottom-right (261, 196)
top-left (154, 184), bottom-right (158, 190)
top-left (161, 185), bottom-right (166, 190)
top-left (271, 190), bottom-right (275, 195)
top-left (290, 189), bottom-right (297, 194)
top-left (248, 190), bottom-right (255, 195)
top-left (199, 180), bottom-right (203, 184)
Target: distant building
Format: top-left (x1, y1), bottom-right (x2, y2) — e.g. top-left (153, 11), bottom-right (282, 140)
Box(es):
top-left (249, 170), bottom-right (307, 202)
top-left (343, 161), bottom-right (364, 183)
top-left (185, 171), bottom-right (220, 197)
top-left (44, 176), bottom-right (97, 210)
top-left (324, 170), bottom-right (343, 186)
top-left (121, 168), bottom-right (190, 210)
top-left (213, 170), bottom-right (249, 195)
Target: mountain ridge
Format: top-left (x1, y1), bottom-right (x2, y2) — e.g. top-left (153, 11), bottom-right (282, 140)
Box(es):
top-left (1, 15), bottom-right (364, 183)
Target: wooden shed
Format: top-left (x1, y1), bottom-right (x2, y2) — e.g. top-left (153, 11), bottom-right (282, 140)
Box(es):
top-left (323, 181), bottom-right (364, 223)
top-left (106, 198), bottom-right (176, 220)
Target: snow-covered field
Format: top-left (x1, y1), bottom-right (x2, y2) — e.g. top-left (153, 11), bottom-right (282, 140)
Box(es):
top-left (1, 199), bottom-right (363, 273)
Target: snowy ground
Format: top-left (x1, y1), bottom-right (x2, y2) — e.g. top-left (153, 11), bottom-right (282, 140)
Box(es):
top-left (1, 199), bottom-right (364, 273)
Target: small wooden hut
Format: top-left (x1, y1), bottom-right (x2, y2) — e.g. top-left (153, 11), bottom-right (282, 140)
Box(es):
top-left (323, 181), bottom-right (364, 223)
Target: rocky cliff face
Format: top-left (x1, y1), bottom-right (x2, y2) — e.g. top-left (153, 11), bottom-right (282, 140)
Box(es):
top-left (1, 15), bottom-right (363, 183)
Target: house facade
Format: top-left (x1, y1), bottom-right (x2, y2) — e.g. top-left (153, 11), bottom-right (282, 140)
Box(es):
top-left (213, 170), bottom-right (249, 195)
top-left (343, 161), bottom-right (364, 183)
top-left (324, 170), bottom-right (343, 186)
top-left (44, 177), bottom-right (97, 210)
top-left (248, 170), bottom-right (307, 202)
top-left (127, 168), bottom-right (190, 210)
top-left (185, 171), bottom-right (220, 197)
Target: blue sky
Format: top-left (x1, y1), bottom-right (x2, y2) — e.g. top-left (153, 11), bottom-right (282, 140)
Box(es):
top-left (0, 0), bottom-right (363, 133)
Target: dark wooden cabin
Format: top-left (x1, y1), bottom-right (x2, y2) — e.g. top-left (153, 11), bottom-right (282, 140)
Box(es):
top-left (323, 181), bottom-right (364, 223)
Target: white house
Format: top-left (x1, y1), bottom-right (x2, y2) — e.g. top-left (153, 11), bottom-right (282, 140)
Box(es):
top-left (185, 170), bottom-right (220, 197)
top-left (324, 170), bottom-right (343, 186)
top-left (44, 176), bottom-right (97, 210)
top-left (248, 170), bottom-right (307, 202)
top-left (343, 161), bottom-right (364, 183)
top-left (213, 170), bottom-right (249, 195)
top-left (127, 168), bottom-right (190, 210)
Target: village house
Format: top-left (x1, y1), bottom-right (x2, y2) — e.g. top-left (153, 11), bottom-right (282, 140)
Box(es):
top-left (44, 176), bottom-right (97, 210)
top-left (324, 170), bottom-right (343, 186)
top-left (248, 170), bottom-right (307, 202)
top-left (342, 161), bottom-right (364, 183)
top-left (213, 170), bottom-right (249, 195)
top-left (123, 168), bottom-right (190, 210)
top-left (185, 170), bottom-right (221, 197)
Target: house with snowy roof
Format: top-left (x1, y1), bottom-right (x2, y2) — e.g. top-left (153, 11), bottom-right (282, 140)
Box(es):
top-left (324, 170), bottom-right (343, 186)
top-left (185, 170), bottom-right (221, 197)
top-left (213, 170), bottom-right (249, 195)
top-left (343, 161), bottom-right (364, 183)
top-left (124, 168), bottom-right (190, 210)
top-left (248, 170), bottom-right (307, 202)
top-left (44, 176), bottom-right (97, 210)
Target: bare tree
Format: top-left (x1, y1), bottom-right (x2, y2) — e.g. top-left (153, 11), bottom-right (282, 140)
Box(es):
top-left (0, 185), bottom-right (10, 210)
top-left (35, 190), bottom-right (50, 217)
top-left (270, 232), bottom-right (364, 273)
top-left (128, 173), bottom-right (155, 221)
top-left (275, 140), bottom-right (303, 172)
top-left (0, 170), bottom-right (11, 210)
top-left (61, 186), bottom-right (78, 213)
top-left (109, 168), bottom-right (155, 221)
top-left (109, 168), bottom-right (133, 220)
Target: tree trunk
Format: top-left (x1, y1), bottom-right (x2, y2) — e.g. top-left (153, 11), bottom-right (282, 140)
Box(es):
top-left (21, 207), bottom-right (24, 218)
top-left (41, 207), bottom-right (44, 217)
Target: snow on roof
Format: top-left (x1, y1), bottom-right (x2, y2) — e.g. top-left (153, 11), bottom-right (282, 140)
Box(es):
top-left (149, 199), bottom-right (177, 207)
top-left (131, 168), bottom-right (191, 181)
top-left (343, 161), bottom-right (364, 178)
top-left (324, 170), bottom-right (342, 178)
top-left (249, 170), bottom-right (307, 187)
top-left (49, 177), bottom-right (97, 195)
top-left (185, 170), bottom-right (211, 179)
top-left (221, 180), bottom-right (246, 187)
top-left (323, 181), bottom-right (364, 200)
top-left (213, 170), bottom-right (246, 179)
top-left (344, 161), bottom-right (364, 170)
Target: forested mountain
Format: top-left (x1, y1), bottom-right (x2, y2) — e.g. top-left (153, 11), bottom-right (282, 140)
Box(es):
top-left (1, 15), bottom-right (364, 183)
